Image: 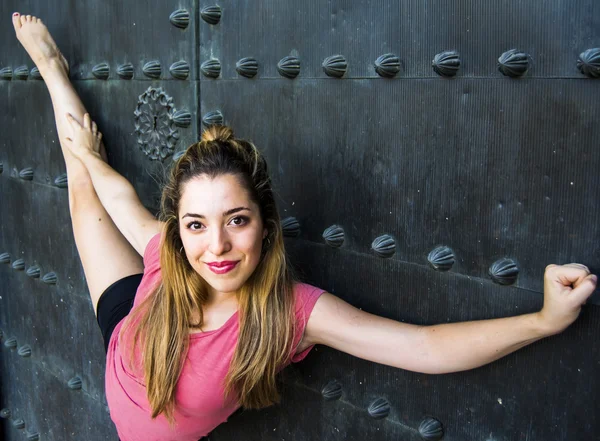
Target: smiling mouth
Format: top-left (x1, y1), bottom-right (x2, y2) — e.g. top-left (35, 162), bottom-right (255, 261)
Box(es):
top-left (206, 261), bottom-right (239, 274)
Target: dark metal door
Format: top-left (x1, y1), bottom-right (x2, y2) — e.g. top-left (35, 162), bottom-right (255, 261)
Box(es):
top-left (1, 1), bottom-right (599, 440)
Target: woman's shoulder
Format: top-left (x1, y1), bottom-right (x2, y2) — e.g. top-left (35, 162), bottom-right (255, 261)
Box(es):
top-left (291, 282), bottom-right (327, 316)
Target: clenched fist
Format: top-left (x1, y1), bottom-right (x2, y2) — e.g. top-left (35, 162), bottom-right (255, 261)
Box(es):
top-left (538, 263), bottom-right (597, 335)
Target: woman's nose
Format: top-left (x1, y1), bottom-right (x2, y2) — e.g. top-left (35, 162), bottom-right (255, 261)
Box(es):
top-left (208, 228), bottom-right (231, 256)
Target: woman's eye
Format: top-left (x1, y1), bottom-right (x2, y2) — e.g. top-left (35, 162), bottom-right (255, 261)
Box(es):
top-left (229, 216), bottom-right (248, 226)
top-left (186, 221), bottom-right (204, 231)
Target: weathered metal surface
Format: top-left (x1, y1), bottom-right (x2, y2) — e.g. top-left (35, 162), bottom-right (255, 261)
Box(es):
top-left (1, 1), bottom-right (599, 441)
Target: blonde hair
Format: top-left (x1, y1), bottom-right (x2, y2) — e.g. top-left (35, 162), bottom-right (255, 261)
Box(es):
top-left (120, 126), bottom-right (296, 424)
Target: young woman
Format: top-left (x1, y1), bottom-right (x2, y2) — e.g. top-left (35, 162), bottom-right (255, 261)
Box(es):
top-left (11, 12), bottom-right (597, 441)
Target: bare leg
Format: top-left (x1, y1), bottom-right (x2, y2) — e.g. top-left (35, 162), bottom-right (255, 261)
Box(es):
top-left (12, 13), bottom-right (144, 315)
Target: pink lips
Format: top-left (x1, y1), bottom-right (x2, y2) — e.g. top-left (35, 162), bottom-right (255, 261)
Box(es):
top-left (206, 260), bottom-right (239, 274)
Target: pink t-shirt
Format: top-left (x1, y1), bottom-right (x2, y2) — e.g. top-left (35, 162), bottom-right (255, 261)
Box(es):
top-left (105, 233), bottom-right (325, 441)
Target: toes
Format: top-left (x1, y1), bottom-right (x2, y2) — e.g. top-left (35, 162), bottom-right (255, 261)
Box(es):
top-left (12, 13), bottom-right (21, 29)
top-left (20, 15), bottom-right (27, 26)
top-left (26, 15), bottom-right (31, 22)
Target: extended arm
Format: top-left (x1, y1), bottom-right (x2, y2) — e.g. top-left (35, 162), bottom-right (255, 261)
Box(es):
top-left (303, 264), bottom-right (597, 374)
top-left (65, 113), bottom-right (162, 254)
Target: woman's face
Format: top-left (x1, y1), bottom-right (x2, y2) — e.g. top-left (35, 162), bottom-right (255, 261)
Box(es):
top-left (178, 173), bottom-right (266, 297)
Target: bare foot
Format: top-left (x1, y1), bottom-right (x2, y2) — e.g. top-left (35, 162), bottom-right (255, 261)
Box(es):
top-left (12, 12), bottom-right (69, 75)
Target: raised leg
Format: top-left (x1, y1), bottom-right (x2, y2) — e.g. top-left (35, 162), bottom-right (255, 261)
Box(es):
top-left (12, 13), bottom-right (144, 315)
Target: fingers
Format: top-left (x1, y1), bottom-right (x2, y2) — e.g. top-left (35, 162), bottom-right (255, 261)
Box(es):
top-left (83, 113), bottom-right (91, 129)
top-left (65, 113), bottom-right (81, 129)
top-left (546, 263), bottom-right (591, 286)
top-left (570, 274), bottom-right (598, 305)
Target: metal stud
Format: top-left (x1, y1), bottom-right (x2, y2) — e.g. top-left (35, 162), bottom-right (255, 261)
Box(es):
top-left (30, 67), bottom-right (42, 80)
top-left (418, 417), bottom-right (444, 441)
top-left (432, 50), bottom-right (461, 77)
top-left (26, 265), bottom-right (41, 278)
top-left (4, 337), bottom-right (17, 348)
top-left (12, 259), bottom-right (25, 271)
top-left (169, 9), bottom-right (190, 29)
top-left (172, 110), bottom-right (192, 128)
top-left (427, 246), bottom-right (455, 271)
top-left (117, 63), bottom-right (134, 80)
top-left (498, 49), bottom-right (530, 77)
top-left (42, 272), bottom-right (58, 285)
top-left (236, 57), bottom-right (259, 78)
top-left (0, 67), bottom-right (12, 80)
top-left (200, 5), bottom-right (222, 25)
top-left (26, 432), bottom-right (40, 441)
top-left (322, 225), bottom-right (344, 248)
top-left (0, 408), bottom-right (10, 419)
top-left (19, 167), bottom-right (34, 181)
top-left (54, 173), bottom-right (68, 188)
top-left (0, 161), bottom-right (3, 174)
top-left (577, 48), bottom-right (600, 78)
top-left (143, 60), bottom-right (162, 79)
top-left (371, 235), bottom-right (395, 258)
top-left (322, 55), bottom-right (347, 78)
top-left (169, 61), bottom-right (190, 80)
top-left (92, 62), bottom-right (110, 80)
top-left (173, 150), bottom-right (186, 162)
top-left (0, 253), bottom-right (10, 264)
top-left (489, 258), bottom-right (519, 285)
top-left (277, 56), bottom-right (300, 79)
top-left (14, 65), bottom-right (29, 80)
top-left (367, 398), bottom-right (390, 419)
top-left (13, 419), bottom-right (25, 429)
top-left (201, 59), bottom-right (221, 78)
top-left (281, 217), bottom-right (300, 237)
top-left (321, 380), bottom-right (343, 401)
top-left (68, 376), bottom-right (83, 390)
top-left (18, 345), bottom-right (32, 357)
top-left (374, 53), bottom-right (401, 78)
top-left (202, 110), bottom-right (223, 127)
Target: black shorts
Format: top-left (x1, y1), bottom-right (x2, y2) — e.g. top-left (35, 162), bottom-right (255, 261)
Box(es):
top-left (96, 273), bottom-right (144, 353)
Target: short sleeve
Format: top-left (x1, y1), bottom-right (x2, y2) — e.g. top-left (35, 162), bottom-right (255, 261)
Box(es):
top-left (290, 283), bottom-right (326, 363)
top-left (132, 233), bottom-right (162, 307)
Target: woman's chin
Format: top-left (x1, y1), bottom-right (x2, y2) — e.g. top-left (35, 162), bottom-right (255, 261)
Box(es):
top-left (203, 276), bottom-right (246, 296)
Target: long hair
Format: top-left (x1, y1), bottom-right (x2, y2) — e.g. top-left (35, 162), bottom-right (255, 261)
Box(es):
top-left (120, 125), bottom-right (296, 424)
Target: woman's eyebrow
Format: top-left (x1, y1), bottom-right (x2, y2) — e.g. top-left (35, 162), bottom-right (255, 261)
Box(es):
top-left (182, 207), bottom-right (251, 219)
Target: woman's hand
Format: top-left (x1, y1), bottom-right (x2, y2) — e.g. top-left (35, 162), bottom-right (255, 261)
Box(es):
top-left (64, 113), bottom-right (103, 160)
top-left (537, 263), bottom-right (597, 335)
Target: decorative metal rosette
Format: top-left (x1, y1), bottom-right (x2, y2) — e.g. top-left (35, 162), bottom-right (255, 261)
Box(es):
top-left (134, 87), bottom-right (180, 161)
